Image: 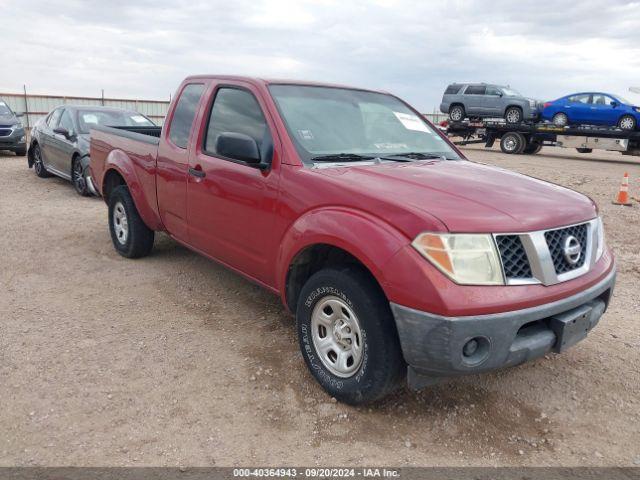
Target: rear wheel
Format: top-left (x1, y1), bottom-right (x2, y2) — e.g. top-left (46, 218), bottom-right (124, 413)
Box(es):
top-left (523, 142), bottom-right (542, 154)
top-left (500, 132), bottom-right (526, 154)
top-left (504, 106), bottom-right (522, 124)
top-left (31, 144), bottom-right (51, 178)
top-left (296, 267), bottom-right (405, 405)
top-left (449, 105), bottom-right (465, 122)
top-left (108, 185), bottom-right (154, 258)
top-left (576, 148), bottom-right (593, 154)
top-left (72, 156), bottom-right (90, 196)
top-left (618, 115), bottom-right (636, 131)
top-left (552, 112), bottom-right (569, 127)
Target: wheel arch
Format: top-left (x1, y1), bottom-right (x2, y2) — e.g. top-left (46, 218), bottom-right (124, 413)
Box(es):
top-left (277, 208), bottom-right (410, 313)
top-left (101, 150), bottom-right (163, 231)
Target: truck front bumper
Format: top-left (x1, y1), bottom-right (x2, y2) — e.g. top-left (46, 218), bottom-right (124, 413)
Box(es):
top-left (390, 266), bottom-right (616, 389)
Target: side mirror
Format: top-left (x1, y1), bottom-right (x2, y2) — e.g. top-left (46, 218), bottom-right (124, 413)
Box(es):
top-left (611, 101), bottom-right (619, 108)
top-left (498, 92), bottom-right (503, 97)
top-left (53, 127), bottom-right (72, 139)
top-left (216, 132), bottom-right (265, 167)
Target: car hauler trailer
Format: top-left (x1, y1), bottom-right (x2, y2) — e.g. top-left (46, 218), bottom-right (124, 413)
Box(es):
top-left (446, 120), bottom-right (640, 156)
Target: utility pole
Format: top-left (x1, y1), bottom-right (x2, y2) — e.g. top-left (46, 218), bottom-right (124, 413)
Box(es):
top-left (101, 89), bottom-right (105, 106)
top-left (22, 85), bottom-right (30, 130)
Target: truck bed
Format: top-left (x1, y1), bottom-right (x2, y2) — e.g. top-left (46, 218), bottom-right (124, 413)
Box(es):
top-left (89, 124), bottom-right (163, 229)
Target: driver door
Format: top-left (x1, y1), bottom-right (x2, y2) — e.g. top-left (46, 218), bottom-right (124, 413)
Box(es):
top-left (186, 83), bottom-right (281, 285)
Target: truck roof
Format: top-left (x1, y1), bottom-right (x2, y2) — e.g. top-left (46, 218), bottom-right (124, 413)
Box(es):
top-left (183, 75), bottom-right (389, 95)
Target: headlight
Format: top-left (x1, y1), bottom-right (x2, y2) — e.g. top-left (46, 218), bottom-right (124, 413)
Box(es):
top-left (634, 107), bottom-right (640, 113)
top-left (412, 233), bottom-right (504, 285)
top-left (595, 217), bottom-right (605, 261)
top-left (19, 136), bottom-right (25, 142)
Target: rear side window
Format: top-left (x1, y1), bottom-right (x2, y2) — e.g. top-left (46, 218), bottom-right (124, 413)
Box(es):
top-left (444, 85), bottom-right (461, 95)
top-left (464, 85), bottom-right (486, 95)
top-left (204, 87), bottom-right (270, 161)
top-left (169, 83), bottom-right (205, 149)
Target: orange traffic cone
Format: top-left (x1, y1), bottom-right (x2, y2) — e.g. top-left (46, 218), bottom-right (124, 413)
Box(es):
top-left (613, 172), bottom-right (633, 206)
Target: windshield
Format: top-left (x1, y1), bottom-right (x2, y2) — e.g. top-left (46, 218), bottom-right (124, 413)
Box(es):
top-left (501, 88), bottom-right (521, 96)
top-left (0, 101), bottom-right (13, 116)
top-left (613, 94), bottom-right (630, 104)
top-left (268, 85), bottom-right (460, 164)
top-left (76, 109), bottom-right (155, 134)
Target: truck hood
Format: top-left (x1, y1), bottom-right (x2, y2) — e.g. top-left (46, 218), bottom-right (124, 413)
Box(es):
top-left (313, 160), bottom-right (597, 235)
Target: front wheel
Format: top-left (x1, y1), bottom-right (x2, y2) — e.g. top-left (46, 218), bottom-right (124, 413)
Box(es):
top-left (31, 144), bottom-right (51, 178)
top-left (72, 157), bottom-right (90, 196)
top-left (108, 185), bottom-right (154, 258)
top-left (504, 106), bottom-right (522, 124)
top-left (618, 115), bottom-right (637, 131)
top-left (296, 267), bottom-right (406, 405)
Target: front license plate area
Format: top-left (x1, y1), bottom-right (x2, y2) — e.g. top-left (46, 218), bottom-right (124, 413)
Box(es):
top-left (549, 304), bottom-right (594, 353)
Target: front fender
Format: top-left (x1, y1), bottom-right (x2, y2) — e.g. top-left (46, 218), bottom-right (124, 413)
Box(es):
top-left (276, 207), bottom-right (411, 307)
top-left (103, 149), bottom-right (163, 231)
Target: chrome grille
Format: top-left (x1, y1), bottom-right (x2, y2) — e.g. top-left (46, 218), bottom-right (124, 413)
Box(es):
top-left (544, 223), bottom-right (588, 274)
top-left (496, 235), bottom-right (532, 279)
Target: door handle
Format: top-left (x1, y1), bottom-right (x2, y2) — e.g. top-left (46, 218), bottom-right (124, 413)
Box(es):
top-left (189, 166), bottom-right (206, 178)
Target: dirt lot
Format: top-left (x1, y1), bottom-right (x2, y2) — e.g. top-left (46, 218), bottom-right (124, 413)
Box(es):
top-left (0, 146), bottom-right (639, 467)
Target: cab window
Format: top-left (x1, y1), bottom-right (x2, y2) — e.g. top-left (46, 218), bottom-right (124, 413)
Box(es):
top-left (169, 84), bottom-right (205, 149)
top-left (204, 87), bottom-right (271, 162)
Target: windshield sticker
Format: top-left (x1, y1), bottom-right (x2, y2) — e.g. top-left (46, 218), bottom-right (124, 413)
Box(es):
top-left (132, 115), bottom-right (148, 123)
top-left (82, 114), bottom-right (99, 124)
top-left (374, 142), bottom-right (408, 150)
top-left (393, 112), bottom-right (429, 132)
top-left (298, 129), bottom-right (314, 140)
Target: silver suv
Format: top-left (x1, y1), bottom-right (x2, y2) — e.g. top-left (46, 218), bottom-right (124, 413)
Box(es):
top-left (440, 83), bottom-right (541, 123)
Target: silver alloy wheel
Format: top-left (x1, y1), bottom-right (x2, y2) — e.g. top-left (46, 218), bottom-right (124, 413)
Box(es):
top-left (619, 116), bottom-right (635, 130)
top-left (311, 295), bottom-right (364, 378)
top-left (450, 106), bottom-right (463, 121)
top-left (113, 201), bottom-right (129, 245)
top-left (506, 108), bottom-right (521, 123)
top-left (503, 135), bottom-right (518, 152)
top-left (553, 113), bottom-right (568, 126)
top-left (72, 160), bottom-right (86, 193)
top-left (34, 147), bottom-right (43, 174)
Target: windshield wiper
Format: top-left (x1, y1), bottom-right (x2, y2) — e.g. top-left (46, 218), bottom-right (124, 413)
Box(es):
top-left (311, 153), bottom-right (376, 162)
top-left (380, 152), bottom-right (448, 161)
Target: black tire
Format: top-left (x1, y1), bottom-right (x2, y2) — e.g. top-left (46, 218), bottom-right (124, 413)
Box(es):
top-left (552, 112), bottom-right (568, 127)
top-left (500, 132), bottom-right (526, 154)
top-left (71, 156), bottom-right (90, 196)
top-left (31, 144), bottom-right (51, 178)
top-left (576, 148), bottom-right (593, 154)
top-left (108, 185), bottom-right (154, 258)
top-left (523, 142), bottom-right (542, 154)
top-left (296, 267), bottom-right (406, 405)
top-left (618, 115), bottom-right (636, 131)
top-left (15, 147), bottom-right (26, 156)
top-left (504, 106), bottom-right (522, 124)
top-left (448, 104), bottom-right (465, 122)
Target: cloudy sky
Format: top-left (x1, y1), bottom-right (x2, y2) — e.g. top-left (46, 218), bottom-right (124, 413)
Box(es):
top-left (2, 0), bottom-right (640, 111)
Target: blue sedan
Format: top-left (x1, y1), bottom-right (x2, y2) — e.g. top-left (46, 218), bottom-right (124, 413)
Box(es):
top-left (541, 92), bottom-right (639, 130)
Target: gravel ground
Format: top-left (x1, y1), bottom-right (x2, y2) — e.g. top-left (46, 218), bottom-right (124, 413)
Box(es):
top-left (0, 146), bottom-right (639, 467)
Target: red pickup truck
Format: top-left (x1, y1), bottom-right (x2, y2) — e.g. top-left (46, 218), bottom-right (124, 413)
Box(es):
top-left (90, 76), bottom-right (616, 404)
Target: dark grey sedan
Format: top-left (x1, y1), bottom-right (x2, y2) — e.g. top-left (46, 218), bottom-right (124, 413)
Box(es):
top-left (27, 105), bottom-right (155, 195)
